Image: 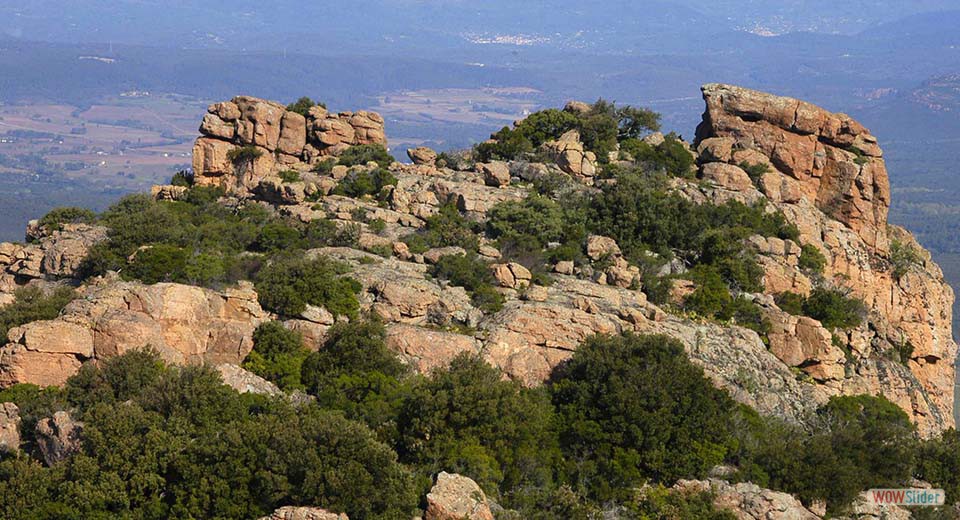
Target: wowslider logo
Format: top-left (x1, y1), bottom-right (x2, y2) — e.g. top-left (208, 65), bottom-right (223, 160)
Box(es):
top-left (867, 488), bottom-right (945, 507)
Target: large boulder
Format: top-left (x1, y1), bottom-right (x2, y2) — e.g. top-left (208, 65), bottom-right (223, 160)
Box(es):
top-left (36, 411), bottom-right (83, 466)
top-left (0, 403), bottom-right (19, 453)
top-left (425, 472), bottom-right (494, 520)
top-left (216, 364), bottom-right (282, 396)
top-left (407, 146), bottom-right (438, 166)
top-left (384, 324), bottom-right (481, 374)
top-left (0, 280), bottom-right (269, 388)
top-left (540, 130), bottom-right (596, 178)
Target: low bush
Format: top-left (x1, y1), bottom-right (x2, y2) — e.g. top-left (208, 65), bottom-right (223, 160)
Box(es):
top-left (0, 351), bottom-right (418, 519)
top-left (890, 239), bottom-right (922, 279)
top-left (254, 255), bottom-right (361, 318)
top-left (336, 144), bottom-right (394, 168)
top-left (404, 203), bottom-right (480, 252)
top-left (798, 244), bottom-right (827, 274)
top-left (430, 253), bottom-right (503, 313)
top-left (398, 353), bottom-right (560, 500)
top-left (334, 168), bottom-right (397, 198)
top-left (802, 288), bottom-right (867, 330)
top-left (278, 169), bottom-right (301, 183)
top-left (286, 96), bottom-right (325, 116)
top-left (37, 206), bottom-right (97, 233)
top-left (0, 286), bottom-right (76, 342)
top-left (226, 145), bottom-right (263, 164)
top-left (170, 170), bottom-right (194, 187)
top-left (242, 321), bottom-right (311, 390)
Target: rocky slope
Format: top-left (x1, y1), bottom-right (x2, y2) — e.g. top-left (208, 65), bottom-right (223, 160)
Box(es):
top-left (0, 85), bottom-right (955, 440)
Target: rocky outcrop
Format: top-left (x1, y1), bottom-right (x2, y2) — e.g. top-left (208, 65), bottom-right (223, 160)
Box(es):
top-left (258, 507), bottom-right (348, 520)
top-left (216, 364), bottom-right (282, 396)
top-left (425, 472), bottom-right (494, 520)
top-left (0, 403), bottom-right (19, 453)
top-left (540, 129), bottom-right (597, 178)
top-left (0, 279), bottom-right (268, 387)
top-left (694, 84), bottom-right (957, 436)
top-left (384, 324), bottom-right (481, 374)
top-left (408, 146), bottom-right (438, 166)
top-left (193, 96), bottom-right (386, 193)
top-left (674, 479), bottom-right (819, 520)
top-left (36, 411), bottom-right (83, 466)
top-left (0, 224), bottom-right (107, 298)
top-left (696, 83), bottom-right (889, 249)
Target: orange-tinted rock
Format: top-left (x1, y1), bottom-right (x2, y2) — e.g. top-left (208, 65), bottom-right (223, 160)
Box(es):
top-left (696, 83), bottom-right (889, 250)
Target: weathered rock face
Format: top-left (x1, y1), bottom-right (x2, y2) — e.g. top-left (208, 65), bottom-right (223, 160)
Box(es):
top-left (216, 364), bottom-right (282, 396)
top-left (258, 506), bottom-right (348, 520)
top-left (674, 479), bottom-right (820, 520)
top-left (696, 83), bottom-right (889, 250)
top-left (36, 410), bottom-right (83, 466)
top-left (541, 130), bottom-right (597, 178)
top-left (407, 146), bottom-right (438, 166)
top-left (694, 84), bottom-right (957, 436)
top-left (0, 223), bottom-right (108, 300)
top-left (0, 279), bottom-right (268, 388)
top-left (0, 402), bottom-right (19, 453)
top-left (193, 96), bottom-right (386, 193)
top-left (425, 472), bottom-right (494, 520)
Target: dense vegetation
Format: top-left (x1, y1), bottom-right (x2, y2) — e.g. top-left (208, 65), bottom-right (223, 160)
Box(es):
top-left (3, 328), bottom-right (949, 518)
top-left (0, 286), bottom-right (76, 341)
top-left (74, 188), bottom-right (362, 319)
top-left (474, 100), bottom-right (660, 163)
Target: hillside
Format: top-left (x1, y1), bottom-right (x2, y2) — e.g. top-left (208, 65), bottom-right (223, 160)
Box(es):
top-left (0, 86), bottom-right (956, 518)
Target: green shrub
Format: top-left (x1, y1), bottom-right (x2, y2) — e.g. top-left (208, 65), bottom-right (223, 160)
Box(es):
top-left (242, 321), bottom-right (311, 390)
top-left (775, 292), bottom-right (805, 315)
top-left (616, 105), bottom-right (661, 140)
top-left (311, 157), bottom-right (337, 174)
top-left (738, 161), bottom-right (769, 182)
top-left (336, 144), bottom-right (394, 168)
top-left (37, 206), bottom-right (97, 232)
top-left (683, 266), bottom-right (732, 318)
top-left (126, 244), bottom-right (189, 284)
top-left (430, 253), bottom-right (503, 313)
top-left (278, 169), bottom-right (301, 183)
top-left (226, 145), bottom-right (263, 164)
top-left (368, 218), bottom-right (386, 235)
top-left (917, 429), bottom-right (960, 508)
top-left (802, 288), bottom-right (867, 330)
top-left (890, 239), bottom-right (922, 279)
top-left (0, 286), bottom-right (77, 341)
top-left (486, 195), bottom-right (569, 248)
top-left (286, 96), bottom-right (325, 116)
top-left (398, 354), bottom-right (560, 501)
top-left (474, 101), bottom-right (658, 163)
top-left (406, 203), bottom-right (480, 252)
top-left (435, 151), bottom-right (463, 170)
top-left (621, 133), bottom-right (695, 177)
top-left (301, 319), bottom-right (409, 442)
top-left (170, 170), bottom-right (193, 187)
top-left (334, 167), bottom-right (397, 198)
top-left (254, 255), bottom-right (361, 318)
top-left (633, 485), bottom-right (737, 520)
top-left (798, 244), bottom-right (827, 274)
top-left (773, 288), bottom-right (866, 330)
top-left (550, 333), bottom-right (737, 501)
top-left (734, 394), bottom-right (915, 514)
top-left (0, 351), bottom-right (418, 520)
